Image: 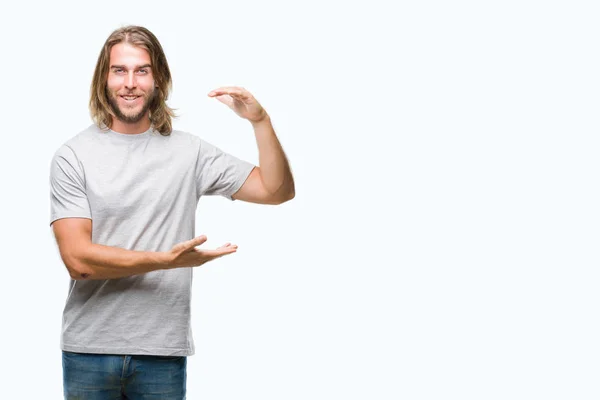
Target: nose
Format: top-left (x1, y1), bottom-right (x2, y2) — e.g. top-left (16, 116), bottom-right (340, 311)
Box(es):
top-left (124, 71), bottom-right (137, 90)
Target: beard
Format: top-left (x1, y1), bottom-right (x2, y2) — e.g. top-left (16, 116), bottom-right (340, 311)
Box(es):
top-left (107, 87), bottom-right (157, 124)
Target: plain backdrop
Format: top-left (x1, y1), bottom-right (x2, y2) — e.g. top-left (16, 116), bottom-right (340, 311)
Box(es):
top-left (0, 0), bottom-right (598, 399)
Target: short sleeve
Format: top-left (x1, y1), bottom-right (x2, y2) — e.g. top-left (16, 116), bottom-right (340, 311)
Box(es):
top-left (49, 145), bottom-right (92, 226)
top-left (195, 138), bottom-right (255, 200)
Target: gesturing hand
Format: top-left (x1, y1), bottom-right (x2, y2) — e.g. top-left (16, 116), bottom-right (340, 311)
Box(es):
top-left (208, 86), bottom-right (268, 123)
top-left (165, 235), bottom-right (238, 269)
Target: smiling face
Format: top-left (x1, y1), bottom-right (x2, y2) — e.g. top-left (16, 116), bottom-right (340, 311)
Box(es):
top-left (106, 42), bottom-right (156, 133)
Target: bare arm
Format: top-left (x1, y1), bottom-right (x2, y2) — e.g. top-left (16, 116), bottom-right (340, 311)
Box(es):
top-left (52, 218), bottom-right (236, 280)
top-left (207, 87), bottom-right (295, 205)
top-left (232, 116), bottom-right (295, 204)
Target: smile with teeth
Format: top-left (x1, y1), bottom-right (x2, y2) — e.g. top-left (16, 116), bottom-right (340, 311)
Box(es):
top-left (121, 95), bottom-right (140, 102)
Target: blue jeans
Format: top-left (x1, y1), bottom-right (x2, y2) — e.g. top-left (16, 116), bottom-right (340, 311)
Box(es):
top-left (62, 351), bottom-right (187, 399)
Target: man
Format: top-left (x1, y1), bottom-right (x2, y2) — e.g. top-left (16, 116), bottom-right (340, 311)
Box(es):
top-left (50, 25), bottom-right (294, 399)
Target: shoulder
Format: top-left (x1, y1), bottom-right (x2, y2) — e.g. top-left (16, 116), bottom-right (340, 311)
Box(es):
top-left (53, 124), bottom-right (102, 157)
top-left (166, 129), bottom-right (201, 144)
top-left (164, 129), bottom-right (215, 156)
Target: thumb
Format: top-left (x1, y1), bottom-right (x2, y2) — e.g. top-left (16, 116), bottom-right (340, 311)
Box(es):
top-left (184, 235), bottom-right (207, 251)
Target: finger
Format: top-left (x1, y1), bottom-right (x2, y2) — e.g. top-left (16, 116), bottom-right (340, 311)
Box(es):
top-left (218, 243), bottom-right (232, 249)
top-left (172, 235), bottom-right (208, 254)
top-left (208, 87), bottom-right (250, 99)
top-left (217, 244), bottom-right (238, 251)
top-left (209, 246), bottom-right (238, 256)
top-left (187, 235), bottom-right (207, 250)
top-left (208, 86), bottom-right (245, 94)
top-left (212, 244), bottom-right (237, 254)
top-left (215, 95), bottom-right (234, 107)
top-left (211, 92), bottom-right (248, 101)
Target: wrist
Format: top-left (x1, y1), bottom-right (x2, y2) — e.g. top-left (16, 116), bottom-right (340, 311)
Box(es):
top-left (155, 252), bottom-right (172, 270)
top-left (250, 113), bottom-right (270, 127)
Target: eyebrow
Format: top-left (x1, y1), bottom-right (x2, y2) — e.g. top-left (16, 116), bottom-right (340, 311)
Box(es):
top-left (110, 64), bottom-right (152, 69)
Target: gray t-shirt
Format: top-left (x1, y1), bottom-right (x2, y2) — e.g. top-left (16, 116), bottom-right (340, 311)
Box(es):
top-left (49, 124), bottom-right (254, 356)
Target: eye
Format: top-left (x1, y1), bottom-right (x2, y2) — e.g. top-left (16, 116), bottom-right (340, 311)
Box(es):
top-left (113, 68), bottom-right (125, 74)
top-left (137, 69), bottom-right (148, 75)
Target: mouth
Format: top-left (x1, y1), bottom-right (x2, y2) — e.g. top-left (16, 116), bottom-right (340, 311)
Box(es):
top-left (119, 95), bottom-right (142, 103)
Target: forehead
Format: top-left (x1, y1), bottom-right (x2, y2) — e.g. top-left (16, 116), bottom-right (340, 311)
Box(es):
top-left (109, 42), bottom-right (151, 66)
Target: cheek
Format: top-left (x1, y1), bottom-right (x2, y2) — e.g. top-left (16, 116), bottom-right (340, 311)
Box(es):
top-left (106, 77), bottom-right (121, 93)
top-left (140, 78), bottom-right (156, 93)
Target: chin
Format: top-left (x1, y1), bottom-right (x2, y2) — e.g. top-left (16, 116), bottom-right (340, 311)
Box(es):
top-left (107, 92), bottom-right (153, 124)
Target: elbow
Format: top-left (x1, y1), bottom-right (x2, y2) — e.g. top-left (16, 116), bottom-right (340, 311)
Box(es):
top-left (273, 187), bottom-right (295, 205)
top-left (62, 254), bottom-right (93, 280)
top-left (284, 188), bottom-right (295, 203)
top-left (284, 182), bottom-right (295, 202)
top-left (70, 271), bottom-right (92, 280)
top-left (276, 177), bottom-right (295, 204)
top-left (259, 172), bottom-right (295, 205)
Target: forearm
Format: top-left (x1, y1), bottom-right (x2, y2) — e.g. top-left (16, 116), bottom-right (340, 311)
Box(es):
top-left (70, 243), bottom-right (168, 280)
top-left (251, 115), bottom-right (295, 196)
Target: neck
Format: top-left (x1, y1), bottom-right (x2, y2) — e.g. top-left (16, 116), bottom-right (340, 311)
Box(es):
top-left (110, 114), bottom-right (151, 134)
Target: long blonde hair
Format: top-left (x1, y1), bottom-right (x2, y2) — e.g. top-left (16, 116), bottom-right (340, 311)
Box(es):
top-left (89, 25), bottom-right (175, 135)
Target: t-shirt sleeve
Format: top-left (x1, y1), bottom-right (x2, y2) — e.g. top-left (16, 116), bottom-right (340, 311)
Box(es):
top-left (195, 138), bottom-right (255, 200)
top-left (49, 145), bottom-right (92, 226)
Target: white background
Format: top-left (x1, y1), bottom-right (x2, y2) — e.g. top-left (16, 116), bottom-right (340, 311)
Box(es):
top-left (0, 0), bottom-right (598, 399)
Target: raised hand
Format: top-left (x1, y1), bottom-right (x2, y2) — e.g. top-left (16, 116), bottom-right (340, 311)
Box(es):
top-left (208, 86), bottom-right (268, 123)
top-left (164, 235), bottom-right (238, 269)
